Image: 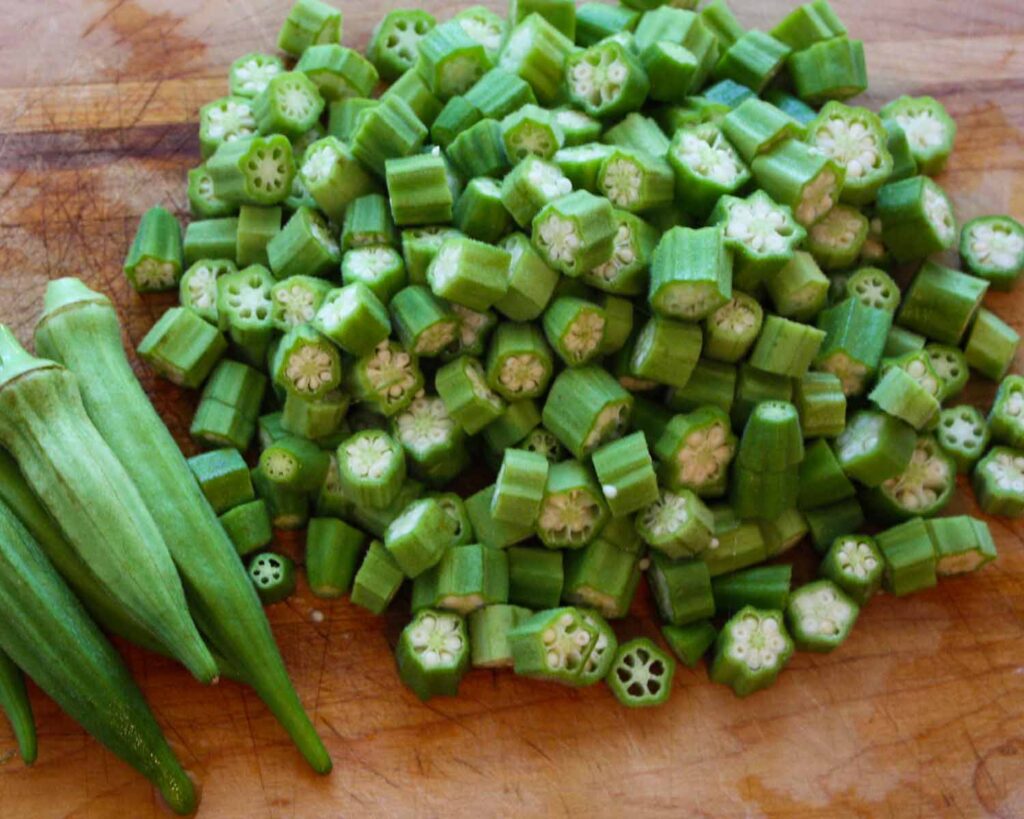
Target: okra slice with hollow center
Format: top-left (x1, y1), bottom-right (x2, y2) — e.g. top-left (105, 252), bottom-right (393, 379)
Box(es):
top-left (879, 95), bottom-right (956, 175)
top-left (960, 215), bottom-right (1024, 289)
top-left (786, 580), bottom-right (859, 653)
top-left (501, 104), bottom-right (564, 162)
top-left (397, 609), bottom-right (470, 700)
top-left (537, 460), bottom-right (609, 549)
top-left (271, 276), bottom-right (331, 330)
top-left (337, 429), bottom-right (406, 509)
top-left (597, 148), bottom-right (674, 214)
top-left (352, 340), bottom-right (423, 416)
top-left (200, 97), bottom-right (257, 156)
top-left (230, 52), bottom-right (284, 98)
top-left (607, 638), bottom-right (675, 708)
top-left (394, 394), bottom-right (458, 460)
top-left (273, 324), bottom-right (341, 399)
top-left (509, 607), bottom-right (599, 683)
top-left (656, 407), bottom-right (737, 494)
top-left (821, 534), bottom-right (884, 606)
top-left (543, 296), bottom-right (607, 367)
top-left (847, 266), bottom-right (900, 313)
top-left (585, 211), bottom-right (656, 296)
top-left (566, 39), bottom-right (649, 120)
top-left (522, 427), bottom-right (565, 463)
top-left (532, 191), bottom-right (616, 277)
top-left (454, 6), bottom-right (507, 61)
top-left (973, 446), bottom-right (1024, 516)
top-left (181, 259), bottom-right (236, 323)
top-left (668, 123), bottom-right (751, 218)
top-left (368, 10), bottom-right (437, 81)
top-left (721, 189), bottom-right (802, 257)
top-left (710, 607), bottom-right (794, 697)
top-left (577, 611), bottom-right (619, 686)
top-left (807, 102), bottom-right (893, 205)
top-left (248, 551), bottom-right (297, 605)
top-left (872, 435), bottom-right (955, 519)
top-left (637, 488), bottom-right (714, 559)
top-left (936, 405), bottom-right (990, 473)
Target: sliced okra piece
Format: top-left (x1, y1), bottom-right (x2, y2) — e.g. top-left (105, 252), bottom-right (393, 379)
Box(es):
top-left (714, 30), bottom-right (790, 94)
top-left (295, 44), bottom-right (377, 103)
top-left (426, 236), bottom-right (510, 311)
top-left (509, 607), bottom-right (599, 684)
top-left (384, 497), bottom-right (457, 578)
top-left (282, 390), bottom-right (349, 441)
top-left (500, 104), bottom-right (563, 162)
top-left (350, 95), bottom-right (428, 178)
top-left (339, 247), bottom-right (403, 301)
top-left (485, 323), bottom-right (553, 401)
top-left (710, 606), bottom-right (793, 697)
top-left (350, 540), bottom-right (404, 615)
top-left (834, 409), bottom-right (916, 487)
top-left (597, 148), bottom-right (674, 214)
top-left (448, 119), bottom-right (512, 180)
top-left (766, 251), bottom-right (829, 322)
top-left (389, 285), bottom-right (458, 357)
top-left (543, 366), bottom-right (633, 459)
top-left (704, 510), bottom-right (770, 576)
top-left (703, 292), bottom-right (763, 364)
top-left (877, 176), bottom-right (957, 263)
top-left (123, 207), bottom-right (183, 292)
top-left (591, 432), bottom-right (659, 518)
top-left (667, 123), bottom-right (750, 219)
top-left (498, 13), bottom-right (577, 105)
top-left (712, 564), bottom-right (792, 615)
top-left (138, 306), bottom-right (226, 388)
top-left (541, 297), bottom-right (606, 368)
top-left (875, 518), bottom-right (938, 596)
top-left (629, 315), bottom-right (703, 389)
top-left (563, 533), bottom-right (642, 619)
top-left (786, 580), bottom-right (858, 653)
top-left (270, 276), bottom-right (329, 331)
top-left (572, 610), bottom-right (619, 686)
top-left (219, 499), bottom-right (272, 557)
top-left (864, 435), bottom-right (956, 522)
top-left (869, 367), bottom-right (940, 431)
top-left (576, 3), bottom-right (640, 47)
top-left (751, 138), bottom-right (843, 227)
top-left (815, 297), bottom-right (892, 396)
top-left (820, 534), bottom-right (883, 606)
top-left (736, 401), bottom-right (803, 471)
top-left (251, 465), bottom-right (309, 530)
top-left (290, 123), bottom-right (326, 164)
top-left (235, 205), bottom-right (281, 268)
top-left (806, 204), bottom-right (868, 271)
top-left (536, 459), bottom-right (610, 549)
top-left (306, 517), bottom-right (366, 598)
top-left (259, 435), bottom-right (330, 494)
top-left (710, 190), bottom-right (805, 291)
top-left (252, 70), bottom-right (324, 139)
top-left (500, 156), bottom-right (573, 228)
top-left (637, 488), bottom-right (714, 559)
top-left (270, 323), bottom-right (340, 400)
top-left (342, 193), bottom-right (397, 252)
top-left (298, 136), bottom-right (377, 223)
top-left (385, 153), bottom-right (455, 227)
top-left (453, 178), bottom-right (513, 244)
top-left (215, 263), bottom-right (274, 364)
top-left (936, 405), bottom-right (990, 473)
top-left (760, 508), bottom-right (810, 557)
top-left (415, 20), bottom-right (489, 101)
top-left (315, 454), bottom-right (353, 518)
top-left (491, 448), bottom-right (550, 526)
top-left (469, 605), bottom-right (532, 668)
top-left (649, 225), bottom-right (732, 321)
top-left (199, 96), bottom-right (257, 159)
top-left (508, 546), bottom-right (564, 609)
top-left (188, 164), bottom-right (238, 219)
top-left (636, 6), bottom-right (720, 67)
top-left (880, 118), bottom-right (918, 185)
top-left (806, 102), bottom-right (892, 205)
top-left (510, 0), bottom-right (575, 39)
top-left (989, 375), bottom-right (1024, 448)
top-left (730, 463), bottom-right (800, 521)
top-left (201, 358), bottom-right (266, 423)
top-left (662, 621), bottom-right (718, 668)
top-left (846, 266), bottom-right (900, 315)
top-left (972, 446), bottom-right (1024, 517)
top-left (655, 406), bottom-right (736, 497)
top-left (794, 372), bottom-right (847, 440)
top-left (648, 552), bottom-right (714, 626)
top-left (368, 9), bottom-right (436, 81)
top-left (965, 308), bottom-right (1020, 381)
top-left (770, 0), bottom-right (846, 50)
top-left (959, 215), bottom-right (1024, 290)
top-left (897, 260), bottom-right (987, 345)
top-left (326, 97), bottom-right (378, 141)
top-left (564, 39), bottom-right (650, 120)
top-left (603, 113), bottom-right (671, 161)
top-left (381, 68), bottom-right (444, 127)
top-left (794, 434), bottom-right (851, 511)
top-left (207, 134), bottom-right (295, 207)
top-left (337, 429), bottom-right (406, 510)
top-left (879, 95), bottom-right (956, 176)
top-left (187, 448), bottom-right (255, 514)
top-left (396, 609), bottom-right (470, 700)
top-left (276, 0), bottom-right (341, 55)
top-left (425, 543), bottom-right (509, 614)
top-left (445, 303), bottom-right (498, 359)
top-left (606, 638), bottom-right (675, 707)
top-left (434, 356), bottom-right (504, 434)
top-left (720, 97), bottom-right (802, 164)
top-left (787, 36), bottom-right (867, 104)
top-left (391, 395), bottom-right (468, 485)
top-left (248, 552), bottom-right (297, 605)
top-left (925, 516), bottom-right (998, 577)
top-left (641, 41), bottom-right (700, 105)
top-left (885, 325), bottom-right (927, 359)
top-left (313, 283), bottom-right (391, 357)
top-left (229, 52), bottom-right (284, 98)
top-left (268, 208), bottom-right (339, 281)
top-left (583, 210), bottom-right (659, 297)
top-left (750, 315), bottom-right (826, 379)
top-left (180, 259), bottom-right (236, 324)
top-left (532, 191), bottom-right (616, 278)
top-left (666, 359), bottom-right (737, 417)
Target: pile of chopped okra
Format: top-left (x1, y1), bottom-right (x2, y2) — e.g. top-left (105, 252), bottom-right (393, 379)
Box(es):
top-left (125, 0), bottom-right (1022, 706)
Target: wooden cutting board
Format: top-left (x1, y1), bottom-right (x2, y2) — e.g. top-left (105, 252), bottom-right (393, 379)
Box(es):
top-left (1, 0), bottom-right (1023, 816)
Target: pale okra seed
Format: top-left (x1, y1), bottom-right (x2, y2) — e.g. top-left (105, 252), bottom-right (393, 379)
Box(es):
top-left (812, 117), bottom-right (883, 179)
top-left (367, 342), bottom-right (418, 402)
top-left (923, 185), bottom-right (955, 245)
top-left (678, 131), bottom-right (743, 184)
top-left (465, 361), bottom-right (503, 406)
top-left (796, 170), bottom-right (837, 226)
top-left (450, 303), bottom-right (490, 349)
top-left (791, 586), bottom-right (854, 637)
top-left (500, 354), bottom-right (546, 394)
top-left (528, 162), bottom-right (573, 201)
top-left (541, 612), bottom-right (591, 671)
top-left (416, 322), bottom-right (457, 355)
top-left (396, 396), bottom-right (455, 454)
top-left (539, 490), bottom-right (601, 544)
top-left (602, 158), bottom-right (643, 208)
top-left (302, 143), bottom-right (337, 183)
top-left (969, 223), bottom-right (1024, 270)
top-left (457, 17), bottom-right (503, 53)
top-left (728, 614), bottom-right (787, 672)
top-left (569, 49), bottom-right (628, 108)
top-left (346, 433), bottom-right (396, 479)
top-left (837, 539), bottom-right (879, 580)
top-left (982, 451), bottom-right (1024, 493)
top-left (134, 258), bottom-right (178, 290)
top-left (287, 345), bottom-right (334, 392)
top-left (880, 442), bottom-right (951, 509)
top-left (410, 612), bottom-right (464, 668)
top-left (904, 358), bottom-right (941, 396)
top-left (726, 197), bottom-right (793, 254)
top-left (679, 423), bottom-right (733, 484)
top-left (537, 214), bottom-right (582, 265)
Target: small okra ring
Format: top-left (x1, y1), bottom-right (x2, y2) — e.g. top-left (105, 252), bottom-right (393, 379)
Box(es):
top-left (805, 204), bottom-right (868, 271)
top-left (865, 435), bottom-right (956, 522)
top-left (542, 297), bottom-right (607, 368)
top-left (649, 225), bottom-right (733, 321)
top-left (834, 409), bottom-right (917, 487)
top-left (814, 297), bottom-right (893, 397)
top-left (123, 207), bottom-right (184, 293)
top-left (270, 275), bottom-right (332, 331)
top-left (347, 340), bottom-right (424, 417)
top-left (295, 44), bottom-right (379, 103)
top-left (565, 39), bottom-right (650, 120)
top-left (258, 435), bottom-right (330, 493)
top-left (785, 580), bottom-right (859, 653)
top-left (500, 104), bottom-right (564, 162)
top-left (710, 607), bottom-right (794, 698)
top-left (341, 246), bottom-right (408, 304)
top-left (389, 285), bottom-right (458, 357)
top-left (199, 96), bottom-right (257, 158)
top-left (820, 535), bottom-right (884, 606)
top-left (207, 134), bottom-right (295, 207)
top-left (491, 448), bottom-right (550, 526)
top-left (299, 136), bottom-right (377, 223)
top-left (988, 375), bottom-right (1024, 449)
top-left (750, 138), bottom-right (844, 227)
top-left (636, 488), bottom-right (715, 559)
top-left (655, 406), bottom-right (737, 496)
top-left (846, 266), bottom-right (900, 314)
top-left (806, 101), bottom-right (893, 205)
top-left (396, 609), bottom-right (470, 700)
top-left (667, 123), bottom-right (751, 219)
top-left (972, 447), bottom-right (1024, 517)
top-left (897, 260), bottom-right (988, 346)
top-left (936, 405), bottom-right (990, 473)
top-left (426, 236), bottom-right (511, 312)
top-left (485, 322), bottom-right (554, 401)
top-left (248, 552), bottom-right (297, 605)
top-left (336, 429), bottom-right (407, 510)
top-left (508, 607), bottom-right (599, 684)
top-left (271, 324), bottom-right (341, 399)
top-left (536, 459), bottom-right (610, 550)
top-left (583, 210), bottom-right (658, 297)
top-left (964, 308), bottom-right (1021, 382)
top-left (230, 52), bottom-right (284, 98)
top-left (500, 156), bottom-right (574, 229)
top-left (180, 259), bottom-right (237, 324)
top-left (606, 638), bottom-right (675, 707)
top-left (591, 431), bottom-right (660, 519)
top-left (384, 497), bottom-right (457, 578)
top-left (596, 148), bottom-right (675, 214)
top-left (392, 395), bottom-right (466, 485)
top-left (959, 215), bottom-right (1024, 290)
top-left (454, 5), bottom-right (508, 62)
top-left (927, 516), bottom-right (999, 577)
top-left (531, 191), bottom-right (617, 278)
top-left (877, 176), bottom-right (957, 263)
top-left (313, 283), bottom-right (391, 357)
top-left (542, 366), bottom-right (633, 460)
top-left (416, 21), bottom-right (490, 100)
top-left (367, 9), bottom-right (437, 81)
top-left (704, 291), bottom-right (764, 364)
top-left (879, 95), bottom-right (957, 176)
top-left (445, 303), bottom-right (498, 359)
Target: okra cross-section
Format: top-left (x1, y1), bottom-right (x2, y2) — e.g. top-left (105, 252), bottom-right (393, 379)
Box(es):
top-left (815, 297), bottom-right (892, 396)
top-left (396, 609), bottom-right (470, 700)
top-left (199, 96), bottom-right (257, 158)
top-left (501, 104), bottom-right (564, 162)
top-left (565, 38), bottom-right (650, 120)
top-left (253, 71), bottom-right (325, 138)
top-left (416, 21), bottom-right (490, 100)
top-left (248, 552), bottom-right (297, 605)
top-left (865, 435), bottom-right (955, 522)
top-left (542, 297), bottom-right (607, 368)
top-left (710, 606), bottom-right (794, 697)
top-left (959, 215), bottom-right (1024, 290)
top-left (785, 580), bottom-right (858, 652)
top-left (207, 134), bottom-right (295, 207)
top-left (668, 123), bottom-right (751, 219)
top-left (426, 236), bottom-right (511, 311)
top-left (656, 406), bottom-right (737, 496)
top-left (508, 607), bottom-right (599, 684)
top-left (751, 138), bottom-right (844, 227)
top-left (935, 405), bottom-right (990, 474)
top-left (337, 429), bottom-right (406, 510)
top-left (583, 210), bottom-right (658, 297)
top-left (485, 322), bottom-right (554, 401)
top-left (271, 324), bottom-right (341, 399)
top-left (368, 10), bottom-right (437, 81)
top-left (606, 638), bottom-right (675, 708)
top-left (123, 207), bottom-right (184, 293)
top-left (597, 147), bottom-right (674, 214)
top-left (989, 375), bottom-right (1024, 449)
top-left (536, 459), bottom-right (610, 549)
top-left (897, 260), bottom-right (987, 346)
top-left (347, 340), bottom-right (424, 416)
top-left (875, 518), bottom-right (937, 596)
top-left (269, 206), bottom-right (340, 281)
top-left (531, 191), bottom-right (616, 277)
top-left (299, 136), bottom-right (376, 223)
top-left (925, 516), bottom-right (998, 577)
top-left (806, 102), bottom-right (893, 205)
top-left (973, 447), bottom-right (1024, 517)
top-left (392, 395), bottom-right (466, 485)
top-left (649, 225), bottom-right (732, 321)
top-left (637, 488), bottom-right (714, 559)
top-left (879, 95), bottom-right (956, 176)
top-left (820, 534), bottom-right (884, 606)
top-left (542, 366), bottom-right (633, 459)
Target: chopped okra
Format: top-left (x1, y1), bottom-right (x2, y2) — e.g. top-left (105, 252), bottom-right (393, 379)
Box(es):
top-left (865, 435), bottom-right (956, 522)
top-left (925, 516), bottom-right (998, 577)
top-left (820, 534), bottom-right (884, 606)
top-left (973, 447), bottom-right (1024, 517)
top-left (959, 215), bottom-right (1024, 290)
top-left (248, 552), bottom-right (297, 605)
top-left (879, 95), bottom-right (956, 176)
top-left (396, 609), bottom-right (470, 700)
top-left (606, 638), bottom-right (675, 707)
top-left (710, 607), bottom-right (793, 697)
top-left (785, 580), bottom-right (858, 653)
top-left (537, 459), bottom-right (610, 549)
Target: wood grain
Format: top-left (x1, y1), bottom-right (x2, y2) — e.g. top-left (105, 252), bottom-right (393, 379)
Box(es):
top-left (0, 1), bottom-right (1023, 816)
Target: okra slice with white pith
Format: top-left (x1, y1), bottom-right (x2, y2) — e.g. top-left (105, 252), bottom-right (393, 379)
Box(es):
top-left (348, 340), bottom-right (424, 416)
top-left (710, 607), bottom-right (794, 698)
top-left (396, 609), bottom-right (469, 700)
top-left (537, 460), bottom-right (609, 549)
top-left (786, 580), bottom-right (859, 652)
